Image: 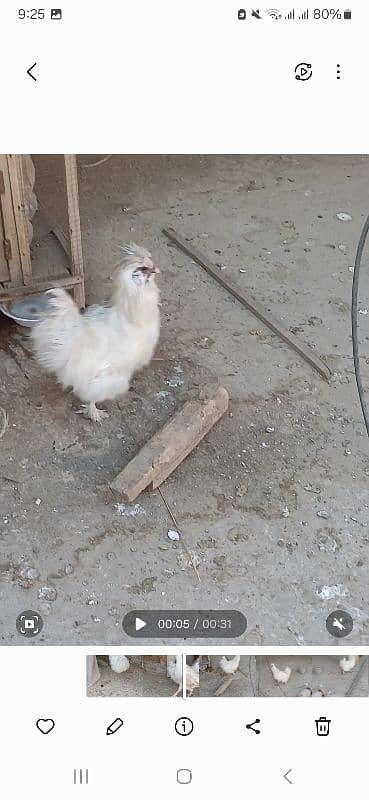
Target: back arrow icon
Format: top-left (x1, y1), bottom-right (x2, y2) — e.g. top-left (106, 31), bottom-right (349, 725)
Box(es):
top-left (284, 769), bottom-right (293, 784)
top-left (27, 63), bottom-right (37, 81)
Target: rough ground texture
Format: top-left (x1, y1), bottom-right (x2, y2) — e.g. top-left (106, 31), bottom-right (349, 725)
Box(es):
top-left (1, 155), bottom-right (369, 646)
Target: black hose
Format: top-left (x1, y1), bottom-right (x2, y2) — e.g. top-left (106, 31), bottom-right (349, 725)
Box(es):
top-left (352, 214), bottom-right (369, 438)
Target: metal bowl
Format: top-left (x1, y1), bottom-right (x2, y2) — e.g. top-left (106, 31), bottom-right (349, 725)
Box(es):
top-left (0, 292), bottom-right (53, 327)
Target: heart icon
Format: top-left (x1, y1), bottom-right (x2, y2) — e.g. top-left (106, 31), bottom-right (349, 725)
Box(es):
top-left (36, 718), bottom-right (55, 734)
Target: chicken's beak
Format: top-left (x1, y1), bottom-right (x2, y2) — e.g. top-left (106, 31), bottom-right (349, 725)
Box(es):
top-left (145, 264), bottom-right (159, 281)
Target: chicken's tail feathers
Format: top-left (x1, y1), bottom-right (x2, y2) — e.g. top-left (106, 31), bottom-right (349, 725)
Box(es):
top-left (44, 287), bottom-right (80, 317)
top-left (30, 288), bottom-right (81, 374)
top-left (219, 655), bottom-right (240, 674)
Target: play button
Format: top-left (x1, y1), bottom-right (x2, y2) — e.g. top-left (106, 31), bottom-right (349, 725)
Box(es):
top-left (135, 617), bottom-right (147, 631)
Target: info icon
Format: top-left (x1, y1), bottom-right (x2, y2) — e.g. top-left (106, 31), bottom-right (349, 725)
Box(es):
top-left (16, 610), bottom-right (43, 637)
top-left (175, 717), bottom-right (194, 736)
top-left (326, 610), bottom-right (353, 639)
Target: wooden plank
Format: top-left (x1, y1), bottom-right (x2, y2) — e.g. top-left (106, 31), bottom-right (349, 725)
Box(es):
top-left (0, 275), bottom-right (83, 302)
top-left (64, 155), bottom-right (85, 307)
top-left (0, 221), bottom-right (8, 281)
top-left (162, 227), bottom-right (331, 382)
top-left (0, 155), bottom-right (22, 283)
top-left (110, 385), bottom-right (229, 501)
top-left (6, 155), bottom-right (33, 285)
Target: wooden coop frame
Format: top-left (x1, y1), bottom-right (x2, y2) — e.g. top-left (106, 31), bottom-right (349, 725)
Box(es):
top-left (0, 154), bottom-right (85, 308)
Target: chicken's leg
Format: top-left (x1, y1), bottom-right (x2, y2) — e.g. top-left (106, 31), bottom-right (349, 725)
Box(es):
top-left (76, 402), bottom-right (109, 423)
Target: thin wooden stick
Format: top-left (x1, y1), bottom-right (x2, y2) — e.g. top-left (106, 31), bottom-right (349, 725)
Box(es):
top-left (156, 485), bottom-right (201, 584)
top-left (163, 227), bottom-right (331, 381)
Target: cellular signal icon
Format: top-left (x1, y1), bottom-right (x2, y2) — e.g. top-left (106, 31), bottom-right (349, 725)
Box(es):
top-left (299, 8), bottom-right (309, 18)
top-left (285, 9), bottom-right (295, 18)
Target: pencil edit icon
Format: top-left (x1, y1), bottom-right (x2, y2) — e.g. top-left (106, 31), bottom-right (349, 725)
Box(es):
top-left (106, 717), bottom-right (124, 736)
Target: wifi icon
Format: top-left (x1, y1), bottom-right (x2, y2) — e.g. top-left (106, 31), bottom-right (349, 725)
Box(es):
top-left (267, 8), bottom-right (283, 18)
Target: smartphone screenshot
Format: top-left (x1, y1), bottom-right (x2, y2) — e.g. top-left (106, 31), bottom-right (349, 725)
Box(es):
top-left (0, 0), bottom-right (368, 795)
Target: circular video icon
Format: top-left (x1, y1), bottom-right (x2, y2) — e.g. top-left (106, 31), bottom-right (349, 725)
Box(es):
top-left (326, 610), bottom-right (353, 638)
top-left (295, 62), bottom-right (313, 81)
top-left (16, 610), bottom-right (43, 637)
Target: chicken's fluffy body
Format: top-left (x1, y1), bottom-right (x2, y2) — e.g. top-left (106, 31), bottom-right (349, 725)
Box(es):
top-left (167, 655), bottom-right (200, 696)
top-left (219, 655), bottom-right (240, 675)
top-left (109, 655), bottom-right (130, 673)
top-left (31, 244), bottom-right (160, 421)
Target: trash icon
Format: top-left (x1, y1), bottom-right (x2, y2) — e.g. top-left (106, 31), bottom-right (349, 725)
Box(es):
top-left (315, 717), bottom-right (331, 736)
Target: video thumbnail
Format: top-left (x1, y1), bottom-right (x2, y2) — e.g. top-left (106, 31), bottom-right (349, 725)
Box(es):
top-left (1, 155), bottom-right (368, 646)
top-left (87, 654), bottom-right (190, 697)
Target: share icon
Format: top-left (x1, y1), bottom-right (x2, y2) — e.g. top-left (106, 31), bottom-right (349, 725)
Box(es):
top-left (246, 718), bottom-right (261, 734)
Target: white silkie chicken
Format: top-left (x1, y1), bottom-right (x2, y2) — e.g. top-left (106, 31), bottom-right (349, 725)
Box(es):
top-left (31, 243), bottom-right (160, 422)
top-left (109, 655), bottom-right (130, 673)
top-left (219, 655), bottom-right (240, 675)
top-left (167, 656), bottom-right (200, 697)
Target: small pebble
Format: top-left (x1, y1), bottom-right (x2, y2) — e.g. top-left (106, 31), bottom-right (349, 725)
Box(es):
top-left (38, 586), bottom-right (57, 602)
top-left (20, 566), bottom-right (40, 581)
top-left (87, 597), bottom-right (98, 606)
top-left (282, 506), bottom-right (290, 518)
top-left (167, 529), bottom-right (180, 541)
top-left (316, 584), bottom-right (348, 600)
top-left (35, 498), bottom-right (41, 506)
top-left (317, 510), bottom-right (330, 519)
top-left (336, 212), bottom-right (352, 222)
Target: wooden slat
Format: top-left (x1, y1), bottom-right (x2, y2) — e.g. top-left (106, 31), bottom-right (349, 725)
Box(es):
top-left (0, 274), bottom-right (83, 302)
top-left (163, 227), bottom-right (331, 382)
top-left (0, 155), bottom-right (22, 283)
top-left (6, 155), bottom-right (33, 285)
top-left (64, 155), bottom-right (85, 307)
top-left (0, 222), bottom-right (8, 281)
top-left (110, 385), bottom-right (229, 501)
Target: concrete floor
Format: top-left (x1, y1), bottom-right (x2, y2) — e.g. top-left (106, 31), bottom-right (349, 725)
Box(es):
top-left (1, 155), bottom-right (369, 646)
